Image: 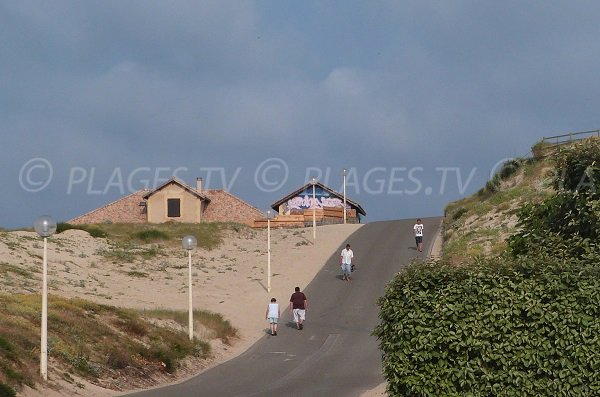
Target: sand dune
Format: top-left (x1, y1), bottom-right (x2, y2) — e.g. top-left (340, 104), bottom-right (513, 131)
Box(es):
top-left (0, 223), bottom-right (362, 396)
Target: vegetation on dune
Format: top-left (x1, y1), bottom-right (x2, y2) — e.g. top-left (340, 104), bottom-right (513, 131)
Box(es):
top-left (509, 138), bottom-right (600, 259)
top-left (0, 294), bottom-right (238, 395)
top-left (55, 221), bottom-right (248, 250)
top-left (443, 154), bottom-right (554, 264)
top-left (51, 222), bottom-right (250, 265)
top-left (0, 222), bottom-right (251, 395)
top-left (376, 137), bottom-right (600, 396)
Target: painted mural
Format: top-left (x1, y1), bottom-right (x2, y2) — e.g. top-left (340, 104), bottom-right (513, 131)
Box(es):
top-left (285, 186), bottom-right (347, 211)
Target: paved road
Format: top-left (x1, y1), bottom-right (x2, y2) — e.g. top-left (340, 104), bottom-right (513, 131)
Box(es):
top-left (127, 217), bottom-right (441, 397)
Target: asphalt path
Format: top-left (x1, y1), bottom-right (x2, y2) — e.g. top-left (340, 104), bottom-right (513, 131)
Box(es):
top-left (127, 217), bottom-right (441, 397)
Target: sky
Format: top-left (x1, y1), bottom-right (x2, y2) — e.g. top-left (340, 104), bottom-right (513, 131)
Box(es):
top-left (2, 1), bottom-right (600, 228)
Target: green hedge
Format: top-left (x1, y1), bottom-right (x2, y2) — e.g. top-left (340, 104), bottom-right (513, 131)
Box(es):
top-left (374, 257), bottom-right (600, 396)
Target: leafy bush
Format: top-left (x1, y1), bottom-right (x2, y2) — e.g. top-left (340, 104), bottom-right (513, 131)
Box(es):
top-left (509, 138), bottom-right (600, 258)
top-left (552, 137), bottom-right (600, 192)
top-left (508, 191), bottom-right (600, 257)
top-left (375, 257), bottom-right (600, 396)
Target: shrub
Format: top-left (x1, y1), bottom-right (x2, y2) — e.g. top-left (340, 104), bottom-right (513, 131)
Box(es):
top-left (552, 137), bottom-right (600, 192)
top-left (0, 383), bottom-right (16, 397)
top-left (498, 158), bottom-right (522, 180)
top-left (451, 207), bottom-right (468, 221)
top-left (532, 140), bottom-right (551, 159)
top-left (484, 177), bottom-right (499, 193)
top-left (509, 138), bottom-right (600, 258)
top-left (107, 349), bottom-right (132, 370)
top-left (56, 223), bottom-right (107, 238)
top-left (113, 312), bottom-right (147, 337)
top-left (374, 257), bottom-right (600, 396)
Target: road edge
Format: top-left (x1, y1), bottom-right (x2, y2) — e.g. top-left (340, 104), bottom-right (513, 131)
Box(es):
top-left (358, 217), bottom-right (444, 397)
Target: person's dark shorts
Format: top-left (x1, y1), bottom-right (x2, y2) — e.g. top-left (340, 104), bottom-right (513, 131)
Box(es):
top-left (415, 236), bottom-right (423, 244)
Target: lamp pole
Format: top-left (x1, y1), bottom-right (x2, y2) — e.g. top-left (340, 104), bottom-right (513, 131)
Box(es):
top-left (267, 210), bottom-right (272, 293)
top-left (311, 177), bottom-right (317, 241)
top-left (342, 168), bottom-right (347, 224)
top-left (34, 215), bottom-right (57, 382)
top-left (182, 235), bottom-right (197, 341)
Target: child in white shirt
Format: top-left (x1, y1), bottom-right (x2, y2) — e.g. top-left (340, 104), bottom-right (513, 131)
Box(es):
top-left (265, 297), bottom-right (280, 336)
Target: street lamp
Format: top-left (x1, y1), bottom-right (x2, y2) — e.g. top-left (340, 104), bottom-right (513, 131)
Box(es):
top-left (266, 209), bottom-right (274, 292)
top-left (182, 235), bottom-right (197, 341)
top-left (311, 177), bottom-right (317, 241)
top-left (342, 168), bottom-right (347, 224)
top-left (34, 215), bottom-right (56, 382)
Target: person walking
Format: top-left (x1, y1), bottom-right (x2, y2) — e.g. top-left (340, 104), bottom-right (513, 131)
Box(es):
top-left (289, 287), bottom-right (307, 330)
top-left (414, 218), bottom-right (424, 252)
top-left (339, 243), bottom-right (354, 281)
top-left (265, 297), bottom-right (280, 336)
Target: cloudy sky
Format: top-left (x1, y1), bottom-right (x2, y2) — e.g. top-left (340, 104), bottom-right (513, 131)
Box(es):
top-left (2, 1), bottom-right (600, 228)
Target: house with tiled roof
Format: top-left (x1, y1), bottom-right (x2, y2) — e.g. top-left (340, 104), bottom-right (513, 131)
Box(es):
top-left (68, 177), bottom-right (262, 226)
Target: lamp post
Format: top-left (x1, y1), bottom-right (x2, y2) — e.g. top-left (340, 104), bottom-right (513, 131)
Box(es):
top-left (342, 168), bottom-right (347, 224)
top-left (34, 215), bottom-right (56, 382)
top-left (311, 177), bottom-right (317, 241)
top-left (266, 209), bottom-right (273, 292)
top-left (182, 235), bottom-right (197, 341)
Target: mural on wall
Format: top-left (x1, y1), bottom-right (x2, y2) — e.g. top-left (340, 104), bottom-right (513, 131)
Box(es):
top-left (285, 186), bottom-right (347, 211)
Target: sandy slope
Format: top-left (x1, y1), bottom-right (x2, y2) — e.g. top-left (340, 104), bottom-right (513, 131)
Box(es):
top-left (0, 223), bottom-right (361, 396)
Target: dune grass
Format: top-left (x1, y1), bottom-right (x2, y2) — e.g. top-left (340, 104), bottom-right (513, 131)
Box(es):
top-left (56, 222), bottom-right (248, 250)
top-left (0, 294), bottom-right (237, 395)
top-left (443, 157), bottom-right (554, 264)
top-left (143, 308), bottom-right (238, 344)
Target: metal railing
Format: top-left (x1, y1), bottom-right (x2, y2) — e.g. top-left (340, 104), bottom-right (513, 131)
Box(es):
top-left (542, 129), bottom-right (600, 146)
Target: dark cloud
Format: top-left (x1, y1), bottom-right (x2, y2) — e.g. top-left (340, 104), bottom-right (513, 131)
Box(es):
top-left (2, 1), bottom-right (600, 227)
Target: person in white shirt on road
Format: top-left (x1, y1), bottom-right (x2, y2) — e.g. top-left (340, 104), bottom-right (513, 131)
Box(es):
top-left (265, 297), bottom-right (280, 336)
top-left (339, 244), bottom-right (355, 281)
top-left (414, 219), bottom-right (424, 252)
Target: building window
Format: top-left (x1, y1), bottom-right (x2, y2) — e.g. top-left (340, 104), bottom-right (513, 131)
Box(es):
top-left (167, 198), bottom-right (181, 218)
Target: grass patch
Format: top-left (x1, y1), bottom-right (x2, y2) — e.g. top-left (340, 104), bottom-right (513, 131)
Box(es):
top-left (13, 222), bottom-right (243, 254)
top-left (443, 156), bottom-right (554, 264)
top-left (0, 294), bottom-right (237, 391)
top-left (126, 271), bottom-right (149, 278)
top-left (56, 223), bottom-right (107, 238)
top-left (134, 230), bottom-right (169, 242)
top-left (143, 308), bottom-right (238, 344)
top-left (0, 383), bottom-right (16, 397)
top-left (62, 222), bottom-right (240, 251)
top-left (0, 263), bottom-right (32, 278)
top-left (96, 243), bottom-right (164, 263)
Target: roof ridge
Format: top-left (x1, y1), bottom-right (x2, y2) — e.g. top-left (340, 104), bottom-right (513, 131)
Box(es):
top-left (143, 177), bottom-right (210, 201)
